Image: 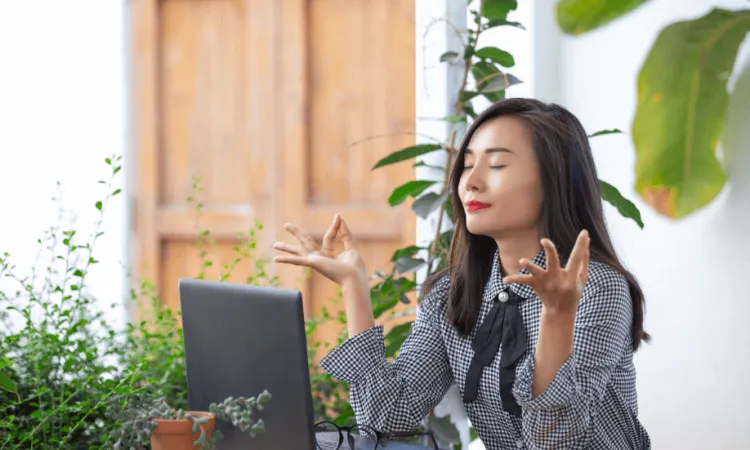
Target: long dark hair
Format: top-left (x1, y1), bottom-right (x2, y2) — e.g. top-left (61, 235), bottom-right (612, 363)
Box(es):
top-left (422, 98), bottom-right (649, 351)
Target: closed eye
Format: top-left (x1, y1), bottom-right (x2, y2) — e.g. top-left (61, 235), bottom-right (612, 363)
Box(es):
top-left (463, 165), bottom-right (506, 170)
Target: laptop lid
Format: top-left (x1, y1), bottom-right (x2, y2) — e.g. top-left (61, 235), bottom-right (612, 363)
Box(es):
top-left (178, 278), bottom-right (316, 450)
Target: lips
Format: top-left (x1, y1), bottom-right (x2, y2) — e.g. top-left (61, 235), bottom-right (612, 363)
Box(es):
top-left (466, 200), bottom-right (490, 212)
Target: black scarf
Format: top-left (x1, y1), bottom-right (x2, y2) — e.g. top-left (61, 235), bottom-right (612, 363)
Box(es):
top-left (462, 288), bottom-right (527, 417)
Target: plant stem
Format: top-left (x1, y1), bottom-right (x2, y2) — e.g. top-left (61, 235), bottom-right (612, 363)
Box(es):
top-left (426, 1), bottom-right (485, 275)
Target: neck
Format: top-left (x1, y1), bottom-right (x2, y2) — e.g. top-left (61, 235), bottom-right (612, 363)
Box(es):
top-left (493, 227), bottom-right (543, 276)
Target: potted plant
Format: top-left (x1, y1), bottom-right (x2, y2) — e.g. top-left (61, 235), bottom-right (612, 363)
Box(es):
top-left (108, 389), bottom-right (271, 450)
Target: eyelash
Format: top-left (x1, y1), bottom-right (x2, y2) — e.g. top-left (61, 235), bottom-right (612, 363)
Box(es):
top-left (463, 165), bottom-right (506, 170)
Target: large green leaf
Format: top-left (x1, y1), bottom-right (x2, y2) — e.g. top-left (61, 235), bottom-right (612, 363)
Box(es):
top-left (371, 144), bottom-right (443, 170)
top-left (412, 191), bottom-right (449, 219)
top-left (388, 180), bottom-right (436, 206)
top-left (475, 47), bottom-right (515, 68)
top-left (632, 8), bottom-right (750, 219)
top-left (599, 180), bottom-right (644, 229)
top-left (556, 0), bottom-right (651, 35)
top-left (471, 62), bottom-right (522, 102)
top-left (482, 0), bottom-right (518, 20)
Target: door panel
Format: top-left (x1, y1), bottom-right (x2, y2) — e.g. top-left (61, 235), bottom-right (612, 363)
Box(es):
top-left (132, 0), bottom-right (416, 351)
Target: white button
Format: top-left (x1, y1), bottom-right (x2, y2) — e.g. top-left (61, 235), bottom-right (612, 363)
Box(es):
top-left (498, 292), bottom-right (509, 303)
top-left (516, 440), bottom-right (524, 448)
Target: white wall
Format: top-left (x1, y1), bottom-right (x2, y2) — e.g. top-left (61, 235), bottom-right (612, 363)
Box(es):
top-left (0, 1), bottom-right (129, 330)
top-left (535, 0), bottom-right (750, 448)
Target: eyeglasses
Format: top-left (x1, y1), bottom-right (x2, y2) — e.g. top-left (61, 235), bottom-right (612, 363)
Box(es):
top-left (314, 420), bottom-right (440, 450)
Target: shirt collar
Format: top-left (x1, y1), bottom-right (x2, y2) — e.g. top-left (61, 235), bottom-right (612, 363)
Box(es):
top-left (491, 247), bottom-right (549, 300)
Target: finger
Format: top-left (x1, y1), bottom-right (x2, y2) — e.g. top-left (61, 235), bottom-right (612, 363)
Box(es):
top-left (503, 274), bottom-right (534, 286)
top-left (272, 242), bottom-right (305, 256)
top-left (578, 233), bottom-right (590, 288)
top-left (273, 255), bottom-right (311, 268)
top-left (339, 218), bottom-right (357, 251)
top-left (567, 229), bottom-right (590, 272)
top-left (284, 223), bottom-right (319, 251)
top-left (540, 238), bottom-right (560, 271)
top-left (321, 214), bottom-right (341, 256)
top-left (519, 258), bottom-right (545, 277)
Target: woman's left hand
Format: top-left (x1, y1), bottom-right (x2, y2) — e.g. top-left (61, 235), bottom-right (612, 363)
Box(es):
top-left (503, 229), bottom-right (590, 316)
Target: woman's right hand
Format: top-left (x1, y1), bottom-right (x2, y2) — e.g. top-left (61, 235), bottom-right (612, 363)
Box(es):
top-left (273, 214), bottom-right (367, 287)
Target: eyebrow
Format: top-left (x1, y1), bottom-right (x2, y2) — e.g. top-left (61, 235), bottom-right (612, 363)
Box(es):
top-left (464, 147), bottom-right (515, 155)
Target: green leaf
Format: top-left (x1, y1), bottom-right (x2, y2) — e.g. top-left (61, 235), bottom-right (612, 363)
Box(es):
top-left (589, 128), bottom-right (623, 137)
top-left (483, 19), bottom-right (526, 30)
top-left (555, 0), bottom-right (651, 35)
top-left (371, 277), bottom-right (416, 318)
top-left (426, 412), bottom-right (461, 446)
top-left (95, 201), bottom-right (103, 211)
top-left (440, 51), bottom-right (461, 63)
top-left (388, 180), bottom-right (436, 206)
top-left (632, 8), bottom-right (750, 219)
top-left (390, 245), bottom-right (422, 262)
top-left (471, 62), bottom-right (522, 102)
top-left (475, 47), bottom-right (515, 68)
top-left (395, 257), bottom-right (427, 274)
top-left (413, 161), bottom-right (445, 170)
top-left (0, 371), bottom-right (17, 395)
top-left (442, 115), bottom-right (467, 123)
top-left (412, 191), bottom-right (449, 219)
top-left (482, 0), bottom-right (518, 20)
top-left (371, 144), bottom-right (443, 170)
top-left (384, 322), bottom-right (413, 358)
top-left (599, 180), bottom-right (644, 229)
top-left (460, 90), bottom-right (480, 102)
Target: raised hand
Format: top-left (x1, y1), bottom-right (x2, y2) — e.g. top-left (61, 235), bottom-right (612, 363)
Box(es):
top-left (503, 230), bottom-right (590, 316)
top-left (273, 214), bottom-right (367, 286)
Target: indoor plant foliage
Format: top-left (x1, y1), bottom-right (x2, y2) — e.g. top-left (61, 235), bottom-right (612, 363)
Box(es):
top-left (107, 390), bottom-right (271, 450)
top-left (556, 1), bottom-right (750, 219)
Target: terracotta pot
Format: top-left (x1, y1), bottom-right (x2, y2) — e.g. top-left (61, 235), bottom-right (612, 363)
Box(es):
top-left (150, 411), bottom-right (216, 450)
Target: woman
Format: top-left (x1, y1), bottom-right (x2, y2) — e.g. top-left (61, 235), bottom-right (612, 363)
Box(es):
top-left (273, 98), bottom-right (651, 449)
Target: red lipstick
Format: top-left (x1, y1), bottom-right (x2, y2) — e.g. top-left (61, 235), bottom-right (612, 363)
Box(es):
top-left (466, 200), bottom-right (490, 212)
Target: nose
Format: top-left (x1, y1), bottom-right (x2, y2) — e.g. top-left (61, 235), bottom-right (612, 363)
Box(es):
top-left (464, 165), bottom-right (484, 192)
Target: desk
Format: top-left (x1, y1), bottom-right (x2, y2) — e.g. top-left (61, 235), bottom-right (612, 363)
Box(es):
top-left (315, 431), bottom-right (434, 449)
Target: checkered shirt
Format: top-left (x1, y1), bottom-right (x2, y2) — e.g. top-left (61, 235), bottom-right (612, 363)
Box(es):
top-left (319, 249), bottom-right (651, 449)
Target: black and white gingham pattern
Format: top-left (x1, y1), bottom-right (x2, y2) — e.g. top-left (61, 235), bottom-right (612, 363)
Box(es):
top-left (319, 249), bottom-right (651, 449)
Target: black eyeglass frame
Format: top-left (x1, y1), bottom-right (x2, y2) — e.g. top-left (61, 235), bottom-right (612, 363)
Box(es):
top-left (314, 420), bottom-right (440, 450)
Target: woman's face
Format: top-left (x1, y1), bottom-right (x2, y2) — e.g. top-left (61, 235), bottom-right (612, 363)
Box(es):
top-left (458, 115), bottom-right (543, 239)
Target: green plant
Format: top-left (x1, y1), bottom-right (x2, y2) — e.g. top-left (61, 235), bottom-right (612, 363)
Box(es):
top-left (0, 156), bottom-right (150, 449)
top-left (0, 158), bottom-right (344, 448)
top-left (107, 390), bottom-right (271, 450)
top-left (556, 2), bottom-right (750, 219)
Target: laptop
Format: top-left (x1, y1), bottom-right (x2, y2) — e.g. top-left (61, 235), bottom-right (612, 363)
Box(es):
top-left (179, 278), bottom-right (438, 450)
top-left (179, 278), bottom-right (316, 450)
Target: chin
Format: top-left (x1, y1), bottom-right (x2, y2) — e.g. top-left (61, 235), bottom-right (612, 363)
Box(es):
top-left (465, 217), bottom-right (498, 237)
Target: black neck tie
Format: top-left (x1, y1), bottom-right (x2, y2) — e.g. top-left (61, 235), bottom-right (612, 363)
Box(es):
top-left (462, 288), bottom-right (527, 417)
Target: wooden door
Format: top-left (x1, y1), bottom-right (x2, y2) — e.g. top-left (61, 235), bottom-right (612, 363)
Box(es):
top-left (131, 0), bottom-right (416, 349)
